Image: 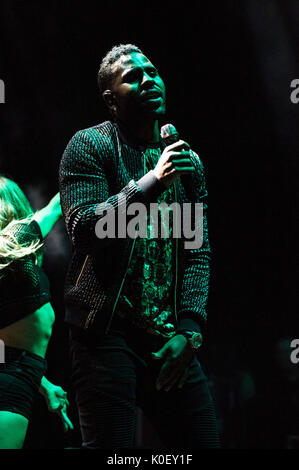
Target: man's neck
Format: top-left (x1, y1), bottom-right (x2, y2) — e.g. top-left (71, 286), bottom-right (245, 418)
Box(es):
top-left (116, 117), bottom-right (160, 147)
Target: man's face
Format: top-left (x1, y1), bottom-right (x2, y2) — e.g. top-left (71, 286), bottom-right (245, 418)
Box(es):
top-left (105, 52), bottom-right (166, 121)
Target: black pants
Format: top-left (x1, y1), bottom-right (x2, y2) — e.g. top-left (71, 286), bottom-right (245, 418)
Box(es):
top-left (69, 322), bottom-right (220, 449)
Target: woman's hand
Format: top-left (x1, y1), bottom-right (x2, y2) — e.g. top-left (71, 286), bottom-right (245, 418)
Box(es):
top-left (39, 377), bottom-right (74, 432)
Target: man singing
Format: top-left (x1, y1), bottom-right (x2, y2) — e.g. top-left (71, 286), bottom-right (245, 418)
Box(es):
top-left (59, 44), bottom-right (220, 449)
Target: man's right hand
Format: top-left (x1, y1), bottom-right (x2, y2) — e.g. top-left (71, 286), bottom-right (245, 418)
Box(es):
top-left (153, 140), bottom-right (195, 188)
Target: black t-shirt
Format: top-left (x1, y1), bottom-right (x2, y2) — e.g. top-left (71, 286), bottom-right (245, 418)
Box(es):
top-left (0, 220), bottom-right (51, 328)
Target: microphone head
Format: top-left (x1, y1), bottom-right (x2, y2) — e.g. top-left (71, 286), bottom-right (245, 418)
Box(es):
top-left (160, 123), bottom-right (179, 145)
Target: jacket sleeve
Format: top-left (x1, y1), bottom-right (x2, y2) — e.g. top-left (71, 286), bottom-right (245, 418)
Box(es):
top-left (8, 220), bottom-right (43, 245)
top-left (59, 128), bottom-right (164, 254)
top-left (1, 219), bottom-right (44, 269)
top-left (177, 151), bottom-right (211, 335)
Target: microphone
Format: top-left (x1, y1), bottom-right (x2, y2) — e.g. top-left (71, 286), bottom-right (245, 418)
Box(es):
top-left (160, 123), bottom-right (195, 200)
top-left (160, 123), bottom-right (180, 146)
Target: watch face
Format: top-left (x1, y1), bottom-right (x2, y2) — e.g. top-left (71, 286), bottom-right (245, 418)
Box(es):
top-left (190, 333), bottom-right (202, 349)
top-left (179, 331), bottom-right (202, 349)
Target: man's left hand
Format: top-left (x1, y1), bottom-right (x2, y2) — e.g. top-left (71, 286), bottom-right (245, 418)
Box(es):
top-left (151, 334), bottom-right (194, 392)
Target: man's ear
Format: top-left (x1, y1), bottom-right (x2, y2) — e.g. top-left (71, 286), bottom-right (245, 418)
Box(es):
top-left (102, 90), bottom-right (116, 112)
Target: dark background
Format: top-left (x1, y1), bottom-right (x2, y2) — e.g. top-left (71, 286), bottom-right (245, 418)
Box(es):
top-left (0, 0), bottom-right (298, 448)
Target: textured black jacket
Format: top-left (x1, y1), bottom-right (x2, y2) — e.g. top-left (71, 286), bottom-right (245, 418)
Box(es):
top-left (59, 121), bottom-right (211, 335)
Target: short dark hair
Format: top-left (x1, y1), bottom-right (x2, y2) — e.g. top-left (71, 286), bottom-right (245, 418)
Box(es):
top-left (97, 44), bottom-right (143, 93)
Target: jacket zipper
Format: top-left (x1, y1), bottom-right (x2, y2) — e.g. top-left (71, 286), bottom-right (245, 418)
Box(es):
top-left (76, 255), bottom-right (89, 287)
top-left (104, 236), bottom-right (137, 334)
top-left (84, 237), bottom-right (137, 331)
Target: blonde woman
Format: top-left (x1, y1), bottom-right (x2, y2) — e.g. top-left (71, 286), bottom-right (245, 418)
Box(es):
top-left (0, 176), bottom-right (73, 449)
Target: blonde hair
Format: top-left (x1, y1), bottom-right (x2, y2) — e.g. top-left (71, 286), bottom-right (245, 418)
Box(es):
top-left (0, 176), bottom-right (42, 272)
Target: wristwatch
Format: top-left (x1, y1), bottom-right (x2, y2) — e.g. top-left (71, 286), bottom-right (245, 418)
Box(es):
top-left (177, 330), bottom-right (203, 350)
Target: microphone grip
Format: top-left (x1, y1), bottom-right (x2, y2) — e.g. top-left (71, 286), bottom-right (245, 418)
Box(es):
top-left (163, 133), bottom-right (180, 146)
top-left (160, 123), bottom-right (195, 200)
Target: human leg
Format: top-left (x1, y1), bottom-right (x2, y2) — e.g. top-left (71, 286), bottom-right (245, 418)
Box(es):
top-left (139, 354), bottom-right (220, 449)
top-left (69, 329), bottom-right (139, 449)
top-left (0, 347), bottom-right (47, 449)
top-left (0, 411), bottom-right (28, 449)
